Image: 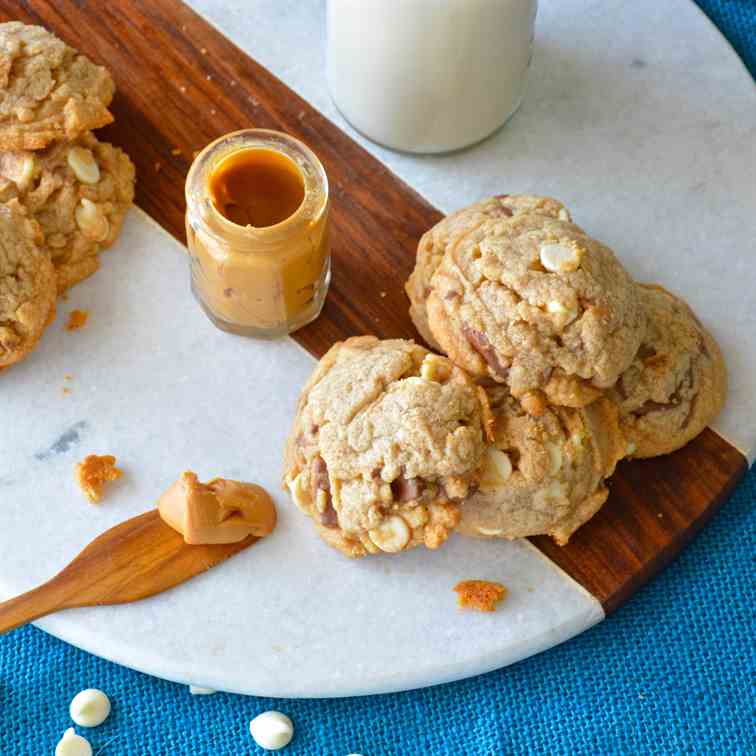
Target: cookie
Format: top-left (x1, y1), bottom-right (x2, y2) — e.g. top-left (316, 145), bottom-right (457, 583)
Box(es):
top-left (0, 199), bottom-right (56, 369)
top-left (282, 336), bottom-right (493, 558)
top-left (457, 388), bottom-right (626, 545)
top-left (406, 194), bottom-right (571, 348)
top-left (610, 284), bottom-right (727, 459)
top-left (0, 22), bottom-right (114, 150)
top-left (425, 214), bottom-right (645, 409)
top-left (0, 131), bottom-right (135, 292)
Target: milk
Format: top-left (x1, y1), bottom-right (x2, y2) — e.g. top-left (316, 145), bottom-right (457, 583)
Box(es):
top-left (326, 0), bottom-right (538, 154)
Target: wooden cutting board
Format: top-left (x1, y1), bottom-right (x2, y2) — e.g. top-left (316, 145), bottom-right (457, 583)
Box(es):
top-left (1, 0), bottom-right (747, 622)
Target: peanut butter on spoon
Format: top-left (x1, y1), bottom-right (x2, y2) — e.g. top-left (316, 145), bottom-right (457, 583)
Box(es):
top-left (158, 472), bottom-right (276, 545)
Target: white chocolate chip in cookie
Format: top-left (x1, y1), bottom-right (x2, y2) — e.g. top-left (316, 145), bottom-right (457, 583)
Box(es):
top-left (547, 300), bottom-right (578, 325)
top-left (75, 198), bottom-right (109, 242)
top-left (477, 525), bottom-right (505, 536)
top-left (539, 242), bottom-right (582, 273)
top-left (287, 471), bottom-right (311, 511)
top-left (67, 146), bottom-right (100, 184)
top-left (480, 448), bottom-right (513, 490)
top-left (420, 353), bottom-right (451, 383)
top-left (546, 442), bottom-right (563, 475)
top-left (368, 515), bottom-right (410, 553)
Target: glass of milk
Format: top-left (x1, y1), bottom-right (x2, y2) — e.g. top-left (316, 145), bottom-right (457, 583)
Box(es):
top-left (326, 0), bottom-right (538, 154)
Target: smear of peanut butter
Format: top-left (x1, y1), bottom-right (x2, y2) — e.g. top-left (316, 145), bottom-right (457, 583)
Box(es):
top-left (158, 471), bottom-right (276, 545)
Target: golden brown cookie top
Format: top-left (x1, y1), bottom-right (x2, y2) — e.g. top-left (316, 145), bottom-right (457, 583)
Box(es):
top-left (283, 336), bottom-right (492, 558)
top-left (457, 388), bottom-right (625, 545)
top-left (406, 194), bottom-right (571, 349)
top-left (0, 131), bottom-right (135, 292)
top-left (0, 22), bottom-right (114, 150)
top-left (425, 214), bottom-right (645, 407)
top-left (611, 284), bottom-right (727, 459)
top-left (0, 199), bottom-right (56, 369)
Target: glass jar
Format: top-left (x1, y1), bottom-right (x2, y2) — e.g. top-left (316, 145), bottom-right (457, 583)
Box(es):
top-left (185, 129), bottom-right (331, 338)
top-left (327, 0), bottom-right (538, 154)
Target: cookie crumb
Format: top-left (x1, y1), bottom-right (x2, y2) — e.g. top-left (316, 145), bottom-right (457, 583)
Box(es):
top-left (62, 387), bottom-right (71, 396)
top-left (76, 454), bottom-right (123, 504)
top-left (454, 580), bottom-right (507, 612)
top-left (64, 373), bottom-right (73, 381)
top-left (66, 309), bottom-right (89, 332)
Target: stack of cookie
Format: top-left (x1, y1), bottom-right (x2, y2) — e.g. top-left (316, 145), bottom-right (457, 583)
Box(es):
top-left (283, 194), bottom-right (726, 559)
top-left (0, 22), bottom-right (135, 370)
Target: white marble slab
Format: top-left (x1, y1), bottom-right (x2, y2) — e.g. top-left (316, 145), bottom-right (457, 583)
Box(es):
top-left (0, 210), bottom-right (602, 697)
top-left (189, 0), bottom-right (756, 462)
top-left (1, 0), bottom-right (753, 698)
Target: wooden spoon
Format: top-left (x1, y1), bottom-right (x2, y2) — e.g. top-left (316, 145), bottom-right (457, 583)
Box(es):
top-left (0, 509), bottom-right (257, 635)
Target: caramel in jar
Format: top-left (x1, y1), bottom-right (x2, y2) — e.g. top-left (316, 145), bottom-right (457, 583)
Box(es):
top-left (185, 130), bottom-right (331, 338)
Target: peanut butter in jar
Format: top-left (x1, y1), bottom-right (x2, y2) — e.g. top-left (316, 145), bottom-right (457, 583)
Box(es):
top-left (185, 129), bottom-right (330, 338)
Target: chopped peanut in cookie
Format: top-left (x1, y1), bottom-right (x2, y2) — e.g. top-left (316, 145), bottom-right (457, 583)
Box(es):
top-left (76, 454), bottom-right (123, 504)
top-left (65, 309), bottom-right (89, 331)
top-left (454, 580), bottom-right (508, 612)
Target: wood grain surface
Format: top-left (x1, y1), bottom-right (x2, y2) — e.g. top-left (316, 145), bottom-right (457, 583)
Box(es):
top-left (2, 0), bottom-right (747, 614)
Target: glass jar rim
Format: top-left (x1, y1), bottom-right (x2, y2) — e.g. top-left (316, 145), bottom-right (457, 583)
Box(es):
top-left (185, 129), bottom-right (329, 249)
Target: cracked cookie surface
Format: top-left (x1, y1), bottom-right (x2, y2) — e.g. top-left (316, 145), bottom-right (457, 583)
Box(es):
top-left (0, 131), bottom-right (135, 292)
top-left (610, 284), bottom-right (726, 459)
top-left (426, 214), bottom-right (645, 409)
top-left (406, 194), bottom-right (572, 349)
top-left (457, 387), bottom-right (626, 545)
top-left (0, 22), bottom-right (114, 150)
top-left (0, 199), bottom-right (56, 369)
top-left (283, 336), bottom-right (492, 558)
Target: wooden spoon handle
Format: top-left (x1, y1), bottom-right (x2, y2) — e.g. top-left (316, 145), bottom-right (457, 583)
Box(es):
top-left (0, 581), bottom-right (67, 635)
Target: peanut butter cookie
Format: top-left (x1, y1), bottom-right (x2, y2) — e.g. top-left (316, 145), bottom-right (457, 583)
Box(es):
top-left (610, 284), bottom-right (726, 459)
top-left (283, 336), bottom-right (493, 558)
top-left (0, 22), bottom-right (114, 150)
top-left (426, 214), bottom-right (645, 409)
top-left (0, 131), bottom-right (135, 292)
top-left (457, 388), bottom-right (626, 545)
top-left (0, 199), bottom-right (56, 369)
top-left (406, 195), bottom-right (572, 348)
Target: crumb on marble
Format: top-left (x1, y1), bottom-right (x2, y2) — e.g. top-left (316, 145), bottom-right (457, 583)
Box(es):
top-left (454, 579), bottom-right (507, 613)
top-left (62, 387), bottom-right (71, 396)
top-left (65, 309), bottom-right (89, 332)
top-left (76, 454), bottom-right (123, 504)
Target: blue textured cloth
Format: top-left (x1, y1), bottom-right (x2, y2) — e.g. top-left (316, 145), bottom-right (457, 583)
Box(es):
top-left (2, 3), bottom-right (755, 754)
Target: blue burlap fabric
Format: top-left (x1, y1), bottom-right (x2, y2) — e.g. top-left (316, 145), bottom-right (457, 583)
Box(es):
top-left (2, 2), bottom-right (754, 753)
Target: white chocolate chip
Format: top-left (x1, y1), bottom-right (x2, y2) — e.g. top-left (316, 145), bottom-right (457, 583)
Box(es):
top-left (368, 515), bottom-right (410, 553)
top-left (55, 728), bottom-right (92, 756)
top-left (67, 146), bottom-right (101, 184)
top-left (480, 448), bottom-right (512, 490)
top-left (69, 688), bottom-right (111, 728)
top-left (477, 526), bottom-right (505, 537)
top-left (249, 711), bottom-right (294, 751)
top-left (539, 242), bottom-right (582, 273)
top-left (315, 488), bottom-right (329, 514)
top-left (75, 198), bottom-right (109, 242)
top-left (402, 505), bottom-right (429, 528)
top-left (546, 300), bottom-right (578, 324)
top-left (420, 353), bottom-right (451, 383)
top-left (189, 685), bottom-right (216, 695)
top-left (546, 442), bottom-right (563, 475)
top-left (287, 471), bottom-right (311, 511)
top-left (558, 208), bottom-right (570, 221)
